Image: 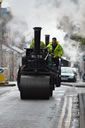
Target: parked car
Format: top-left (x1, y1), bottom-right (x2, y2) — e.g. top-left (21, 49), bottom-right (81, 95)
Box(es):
top-left (61, 67), bottom-right (77, 82)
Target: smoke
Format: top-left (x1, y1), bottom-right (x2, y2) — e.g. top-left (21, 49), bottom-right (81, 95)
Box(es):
top-left (2, 0), bottom-right (85, 68)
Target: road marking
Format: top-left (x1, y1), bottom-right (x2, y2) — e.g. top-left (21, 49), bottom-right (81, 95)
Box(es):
top-left (58, 96), bottom-right (67, 128)
top-left (65, 97), bottom-right (72, 128)
top-left (57, 96), bottom-right (72, 128)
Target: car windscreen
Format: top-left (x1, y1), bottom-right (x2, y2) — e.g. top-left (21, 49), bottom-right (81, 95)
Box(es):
top-left (61, 68), bottom-right (73, 74)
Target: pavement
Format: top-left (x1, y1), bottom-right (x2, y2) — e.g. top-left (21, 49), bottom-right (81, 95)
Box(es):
top-left (62, 80), bottom-right (85, 128)
top-left (62, 81), bottom-right (85, 87)
top-left (79, 93), bottom-right (85, 128)
top-left (0, 81), bottom-right (16, 87)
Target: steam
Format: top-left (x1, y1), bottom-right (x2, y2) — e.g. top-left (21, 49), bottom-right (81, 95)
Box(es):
top-left (2, 0), bottom-right (66, 42)
top-left (2, 0), bottom-right (85, 68)
top-left (55, 0), bottom-right (85, 68)
top-left (6, 17), bottom-right (28, 49)
top-left (57, 0), bottom-right (85, 36)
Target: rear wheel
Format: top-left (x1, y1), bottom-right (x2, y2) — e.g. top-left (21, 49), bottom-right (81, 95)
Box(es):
top-left (50, 75), bottom-right (55, 90)
top-left (56, 65), bottom-right (61, 87)
top-left (56, 76), bottom-right (61, 87)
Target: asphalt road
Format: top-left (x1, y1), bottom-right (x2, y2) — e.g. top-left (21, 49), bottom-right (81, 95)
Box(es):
top-left (0, 83), bottom-right (80, 128)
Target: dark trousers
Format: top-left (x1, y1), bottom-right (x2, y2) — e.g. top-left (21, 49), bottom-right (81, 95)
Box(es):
top-left (52, 57), bottom-right (59, 68)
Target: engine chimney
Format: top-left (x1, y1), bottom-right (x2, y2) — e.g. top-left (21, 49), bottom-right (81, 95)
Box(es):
top-left (33, 27), bottom-right (42, 55)
top-left (45, 35), bottom-right (50, 46)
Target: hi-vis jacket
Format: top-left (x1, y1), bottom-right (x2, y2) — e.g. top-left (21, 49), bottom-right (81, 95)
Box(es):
top-left (47, 41), bottom-right (64, 58)
top-left (30, 39), bottom-right (46, 48)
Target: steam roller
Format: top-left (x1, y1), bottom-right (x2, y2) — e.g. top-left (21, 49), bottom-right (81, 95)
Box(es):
top-left (17, 27), bottom-right (61, 99)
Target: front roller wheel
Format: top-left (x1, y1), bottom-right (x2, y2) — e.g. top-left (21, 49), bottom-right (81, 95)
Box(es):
top-left (20, 75), bottom-right (50, 99)
top-left (20, 91), bottom-right (49, 99)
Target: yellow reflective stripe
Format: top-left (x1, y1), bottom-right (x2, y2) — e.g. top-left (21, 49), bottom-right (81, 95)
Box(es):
top-left (56, 49), bottom-right (63, 52)
top-left (58, 53), bottom-right (63, 56)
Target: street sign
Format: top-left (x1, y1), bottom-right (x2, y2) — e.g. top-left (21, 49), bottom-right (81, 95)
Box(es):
top-left (83, 55), bottom-right (85, 61)
top-left (0, 68), bottom-right (4, 74)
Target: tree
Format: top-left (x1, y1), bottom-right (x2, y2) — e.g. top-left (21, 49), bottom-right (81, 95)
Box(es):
top-left (70, 35), bottom-right (85, 46)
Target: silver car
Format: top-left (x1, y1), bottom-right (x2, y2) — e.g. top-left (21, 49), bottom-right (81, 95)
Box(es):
top-left (61, 67), bottom-right (77, 82)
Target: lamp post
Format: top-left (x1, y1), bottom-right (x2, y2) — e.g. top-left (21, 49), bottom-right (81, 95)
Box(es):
top-left (0, 0), bottom-right (3, 66)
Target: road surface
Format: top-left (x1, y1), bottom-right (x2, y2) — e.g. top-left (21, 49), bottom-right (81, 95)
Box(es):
top-left (0, 83), bottom-right (80, 128)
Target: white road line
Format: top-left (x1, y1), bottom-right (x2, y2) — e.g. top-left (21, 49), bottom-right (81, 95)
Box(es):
top-left (57, 96), bottom-right (67, 128)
